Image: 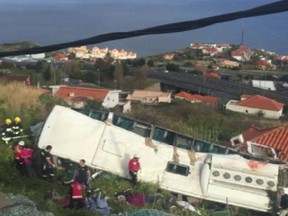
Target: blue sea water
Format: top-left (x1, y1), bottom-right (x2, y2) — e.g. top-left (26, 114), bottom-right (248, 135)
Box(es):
top-left (0, 0), bottom-right (287, 57)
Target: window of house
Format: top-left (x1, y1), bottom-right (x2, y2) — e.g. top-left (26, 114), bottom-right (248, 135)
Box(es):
top-left (166, 162), bottom-right (190, 176)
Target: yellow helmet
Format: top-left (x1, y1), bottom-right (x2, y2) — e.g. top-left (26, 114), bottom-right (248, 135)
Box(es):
top-left (5, 118), bottom-right (12, 125)
top-left (14, 116), bottom-right (21, 123)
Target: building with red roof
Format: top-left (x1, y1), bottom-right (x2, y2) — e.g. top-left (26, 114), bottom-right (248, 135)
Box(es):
top-left (53, 86), bottom-right (122, 109)
top-left (229, 125), bottom-right (288, 161)
top-left (231, 45), bottom-right (253, 62)
top-left (53, 54), bottom-right (68, 61)
top-left (226, 94), bottom-right (284, 119)
top-left (175, 91), bottom-right (219, 104)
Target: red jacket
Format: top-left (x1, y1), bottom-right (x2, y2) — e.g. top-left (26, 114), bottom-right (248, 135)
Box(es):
top-left (71, 182), bottom-right (84, 199)
top-left (128, 158), bottom-right (141, 172)
top-left (20, 148), bottom-right (33, 164)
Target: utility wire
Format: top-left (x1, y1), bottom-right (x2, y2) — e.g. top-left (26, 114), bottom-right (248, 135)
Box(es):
top-left (0, 0), bottom-right (287, 57)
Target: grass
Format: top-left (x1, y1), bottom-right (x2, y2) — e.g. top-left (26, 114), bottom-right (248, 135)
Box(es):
top-left (124, 99), bottom-right (281, 145)
top-left (0, 144), bottom-right (208, 216)
top-left (0, 82), bottom-right (47, 128)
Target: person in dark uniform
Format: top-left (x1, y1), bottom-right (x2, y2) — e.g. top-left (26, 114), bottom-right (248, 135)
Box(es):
top-left (41, 145), bottom-right (56, 179)
top-left (30, 145), bottom-right (43, 178)
top-left (64, 159), bottom-right (91, 186)
top-left (12, 116), bottom-right (23, 137)
top-left (74, 159), bottom-right (90, 186)
top-left (2, 118), bottom-right (13, 140)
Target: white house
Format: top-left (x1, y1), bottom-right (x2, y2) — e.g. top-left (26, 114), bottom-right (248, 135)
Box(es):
top-left (225, 94), bottom-right (284, 119)
top-left (53, 86), bottom-right (121, 109)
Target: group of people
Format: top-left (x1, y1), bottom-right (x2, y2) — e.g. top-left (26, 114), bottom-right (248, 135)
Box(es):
top-left (2, 117), bottom-right (23, 141)
top-left (11, 133), bottom-right (142, 215)
top-left (14, 141), bottom-right (56, 178)
top-left (53, 155), bottom-right (141, 215)
top-left (49, 159), bottom-right (106, 214)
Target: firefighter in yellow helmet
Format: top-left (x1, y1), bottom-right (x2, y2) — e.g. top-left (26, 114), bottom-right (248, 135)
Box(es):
top-left (2, 118), bottom-right (13, 139)
top-left (12, 116), bottom-right (23, 137)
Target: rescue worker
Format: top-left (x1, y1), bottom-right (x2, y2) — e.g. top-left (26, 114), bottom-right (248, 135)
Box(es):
top-left (12, 116), bottom-right (23, 137)
top-left (14, 140), bottom-right (26, 176)
top-left (41, 145), bottom-right (56, 179)
top-left (128, 154), bottom-right (141, 185)
top-left (20, 144), bottom-right (35, 177)
top-left (30, 145), bottom-right (44, 178)
top-left (2, 118), bottom-right (13, 140)
top-left (69, 178), bottom-right (85, 209)
top-left (64, 159), bottom-right (91, 186)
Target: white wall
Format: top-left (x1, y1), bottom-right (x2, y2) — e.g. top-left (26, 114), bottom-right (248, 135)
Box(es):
top-left (30, 53), bottom-right (46, 59)
top-left (226, 101), bottom-right (282, 119)
top-left (102, 91), bottom-right (120, 108)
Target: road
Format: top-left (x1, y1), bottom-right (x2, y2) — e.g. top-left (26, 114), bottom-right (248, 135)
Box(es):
top-left (147, 71), bottom-right (288, 105)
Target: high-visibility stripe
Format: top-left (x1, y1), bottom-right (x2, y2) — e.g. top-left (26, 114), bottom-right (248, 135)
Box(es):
top-left (72, 195), bottom-right (83, 199)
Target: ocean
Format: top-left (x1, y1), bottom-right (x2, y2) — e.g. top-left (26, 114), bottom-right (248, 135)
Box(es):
top-left (0, 0), bottom-right (287, 57)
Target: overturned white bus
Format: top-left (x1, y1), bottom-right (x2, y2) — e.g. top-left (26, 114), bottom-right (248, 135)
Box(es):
top-left (34, 105), bottom-right (288, 212)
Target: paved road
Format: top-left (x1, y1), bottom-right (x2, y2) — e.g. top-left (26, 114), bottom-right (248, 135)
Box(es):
top-left (147, 71), bottom-right (288, 105)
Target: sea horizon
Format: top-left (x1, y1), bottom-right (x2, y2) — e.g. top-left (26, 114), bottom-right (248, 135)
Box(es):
top-left (0, 0), bottom-right (287, 57)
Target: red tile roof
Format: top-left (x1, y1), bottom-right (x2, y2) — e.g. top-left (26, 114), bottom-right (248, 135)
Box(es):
top-left (241, 125), bottom-right (288, 161)
top-left (53, 54), bottom-right (67, 61)
top-left (256, 59), bottom-right (271, 66)
top-left (175, 91), bottom-right (219, 103)
top-left (237, 95), bottom-right (284, 111)
top-left (55, 86), bottom-right (109, 102)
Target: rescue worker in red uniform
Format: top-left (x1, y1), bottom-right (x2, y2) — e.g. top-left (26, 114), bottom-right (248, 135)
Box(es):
top-left (20, 145), bottom-right (35, 177)
top-left (128, 154), bottom-right (141, 185)
top-left (69, 177), bottom-right (85, 209)
top-left (14, 140), bottom-right (26, 175)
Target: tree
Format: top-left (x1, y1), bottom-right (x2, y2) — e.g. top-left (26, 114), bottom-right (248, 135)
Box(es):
top-left (34, 61), bottom-right (48, 74)
top-left (166, 63), bottom-right (180, 72)
top-left (83, 71), bottom-right (96, 83)
top-left (113, 61), bottom-right (124, 89)
top-left (132, 58), bottom-right (146, 67)
top-left (147, 59), bottom-right (154, 67)
top-left (63, 62), bottom-right (83, 79)
top-left (42, 67), bottom-right (51, 81)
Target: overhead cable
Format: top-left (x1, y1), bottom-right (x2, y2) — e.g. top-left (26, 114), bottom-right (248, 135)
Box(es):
top-left (0, 0), bottom-right (287, 57)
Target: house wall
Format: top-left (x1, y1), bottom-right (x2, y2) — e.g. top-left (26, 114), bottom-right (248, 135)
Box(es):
top-left (122, 101), bottom-right (131, 113)
top-left (30, 53), bottom-right (46, 59)
top-left (230, 134), bottom-right (244, 147)
top-left (158, 93), bottom-right (171, 103)
top-left (226, 101), bottom-right (282, 119)
top-left (102, 91), bottom-right (120, 108)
